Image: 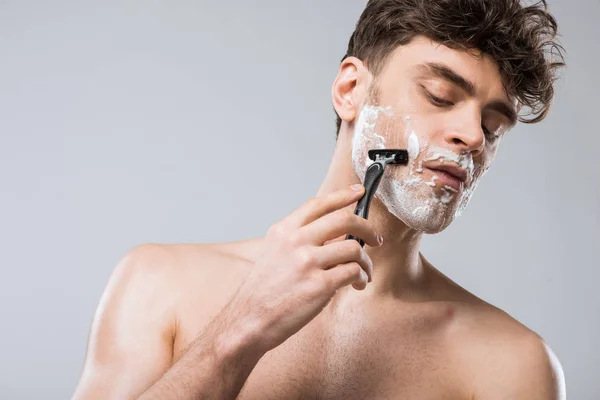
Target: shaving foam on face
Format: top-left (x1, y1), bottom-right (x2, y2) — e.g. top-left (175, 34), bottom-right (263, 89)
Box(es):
top-left (422, 145), bottom-right (475, 176)
top-left (351, 105), bottom-right (392, 171)
top-left (351, 104), bottom-right (490, 233)
top-left (408, 131), bottom-right (419, 161)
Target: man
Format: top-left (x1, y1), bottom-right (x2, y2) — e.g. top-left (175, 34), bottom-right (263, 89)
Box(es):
top-left (73, 0), bottom-right (566, 399)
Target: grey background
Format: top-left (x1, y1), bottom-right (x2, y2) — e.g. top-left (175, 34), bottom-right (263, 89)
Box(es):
top-left (0, 1), bottom-right (597, 399)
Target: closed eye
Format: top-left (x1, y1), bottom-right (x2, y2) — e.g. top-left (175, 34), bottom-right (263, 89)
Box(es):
top-left (482, 125), bottom-right (492, 137)
top-left (423, 88), bottom-right (454, 107)
top-left (422, 85), bottom-right (502, 142)
top-left (482, 125), bottom-right (500, 142)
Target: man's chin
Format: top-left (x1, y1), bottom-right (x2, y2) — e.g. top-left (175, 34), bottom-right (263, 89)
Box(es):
top-left (396, 204), bottom-right (459, 234)
top-left (374, 179), bottom-right (463, 234)
top-left (419, 217), bottom-right (455, 234)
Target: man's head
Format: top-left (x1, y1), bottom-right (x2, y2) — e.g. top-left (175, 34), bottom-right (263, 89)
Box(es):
top-left (332, 0), bottom-right (564, 233)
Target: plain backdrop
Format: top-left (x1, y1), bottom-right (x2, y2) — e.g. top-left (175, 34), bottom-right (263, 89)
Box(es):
top-left (0, 1), bottom-right (598, 399)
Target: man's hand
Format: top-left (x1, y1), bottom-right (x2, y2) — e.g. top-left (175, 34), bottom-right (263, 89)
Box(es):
top-left (220, 183), bottom-right (382, 353)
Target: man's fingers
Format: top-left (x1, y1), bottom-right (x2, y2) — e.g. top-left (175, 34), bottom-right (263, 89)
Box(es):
top-left (299, 209), bottom-right (381, 248)
top-left (323, 234), bottom-right (346, 246)
top-left (323, 262), bottom-right (369, 291)
top-left (284, 185), bottom-right (365, 228)
top-left (311, 239), bottom-right (373, 282)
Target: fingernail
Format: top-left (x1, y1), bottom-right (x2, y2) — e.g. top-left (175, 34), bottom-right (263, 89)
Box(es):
top-left (378, 234), bottom-right (384, 246)
top-left (351, 184), bottom-right (363, 192)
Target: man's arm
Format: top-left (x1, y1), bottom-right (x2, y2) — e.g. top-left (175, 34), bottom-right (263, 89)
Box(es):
top-left (72, 245), bottom-right (180, 399)
top-left (73, 245), bottom-right (262, 399)
top-left (137, 299), bottom-right (265, 400)
top-left (474, 336), bottom-right (566, 399)
top-left (72, 244), bottom-right (267, 400)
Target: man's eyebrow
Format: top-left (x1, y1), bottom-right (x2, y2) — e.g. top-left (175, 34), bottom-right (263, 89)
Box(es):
top-left (419, 62), bottom-right (477, 96)
top-left (417, 62), bottom-right (517, 126)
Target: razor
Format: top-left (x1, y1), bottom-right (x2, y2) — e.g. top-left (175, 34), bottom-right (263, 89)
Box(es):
top-left (346, 149), bottom-right (409, 247)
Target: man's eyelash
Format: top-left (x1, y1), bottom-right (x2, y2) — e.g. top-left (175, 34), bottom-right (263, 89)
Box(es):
top-left (424, 89), bottom-right (453, 106)
top-left (482, 125), bottom-right (500, 141)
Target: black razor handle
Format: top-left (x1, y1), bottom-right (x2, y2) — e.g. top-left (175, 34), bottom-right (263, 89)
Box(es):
top-left (346, 162), bottom-right (385, 247)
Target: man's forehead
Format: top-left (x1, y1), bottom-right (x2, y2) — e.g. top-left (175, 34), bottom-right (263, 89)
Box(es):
top-left (386, 38), bottom-right (504, 87)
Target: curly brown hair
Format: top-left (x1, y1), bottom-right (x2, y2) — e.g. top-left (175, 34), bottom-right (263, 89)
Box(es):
top-left (335, 0), bottom-right (565, 136)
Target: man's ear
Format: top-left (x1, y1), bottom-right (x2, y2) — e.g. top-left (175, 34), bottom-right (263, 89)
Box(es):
top-left (332, 57), bottom-right (369, 127)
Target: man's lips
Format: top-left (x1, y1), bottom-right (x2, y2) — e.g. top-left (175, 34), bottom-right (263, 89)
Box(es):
top-left (423, 163), bottom-right (468, 191)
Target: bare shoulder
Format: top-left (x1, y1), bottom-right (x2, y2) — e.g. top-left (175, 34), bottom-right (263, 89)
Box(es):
top-left (120, 240), bottom-right (258, 316)
top-left (127, 240), bottom-right (262, 355)
top-left (86, 241), bottom-right (242, 352)
top-left (73, 241), bottom-right (258, 398)
top-left (451, 298), bottom-right (566, 399)
top-left (124, 239), bottom-right (256, 283)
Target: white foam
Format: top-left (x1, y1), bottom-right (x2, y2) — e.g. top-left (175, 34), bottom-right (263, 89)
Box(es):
top-left (351, 104), bottom-right (488, 233)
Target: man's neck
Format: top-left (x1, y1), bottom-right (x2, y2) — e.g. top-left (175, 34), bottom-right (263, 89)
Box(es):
top-left (315, 131), bottom-right (428, 298)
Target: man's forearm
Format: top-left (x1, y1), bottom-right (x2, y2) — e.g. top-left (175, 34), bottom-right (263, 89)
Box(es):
top-left (138, 311), bottom-right (266, 400)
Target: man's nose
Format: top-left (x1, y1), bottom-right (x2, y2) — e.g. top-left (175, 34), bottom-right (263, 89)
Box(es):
top-left (443, 113), bottom-right (485, 155)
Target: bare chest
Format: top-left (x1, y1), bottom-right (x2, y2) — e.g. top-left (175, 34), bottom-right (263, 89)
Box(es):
top-left (235, 303), bottom-right (467, 400)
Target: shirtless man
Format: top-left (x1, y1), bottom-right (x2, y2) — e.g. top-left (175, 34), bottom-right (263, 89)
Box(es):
top-left (73, 1), bottom-right (566, 399)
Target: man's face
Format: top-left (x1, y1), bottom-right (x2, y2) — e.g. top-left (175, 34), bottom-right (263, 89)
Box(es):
top-left (351, 36), bottom-right (517, 233)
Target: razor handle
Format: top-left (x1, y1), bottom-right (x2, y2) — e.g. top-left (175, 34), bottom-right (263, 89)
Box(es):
top-left (346, 162), bottom-right (385, 247)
